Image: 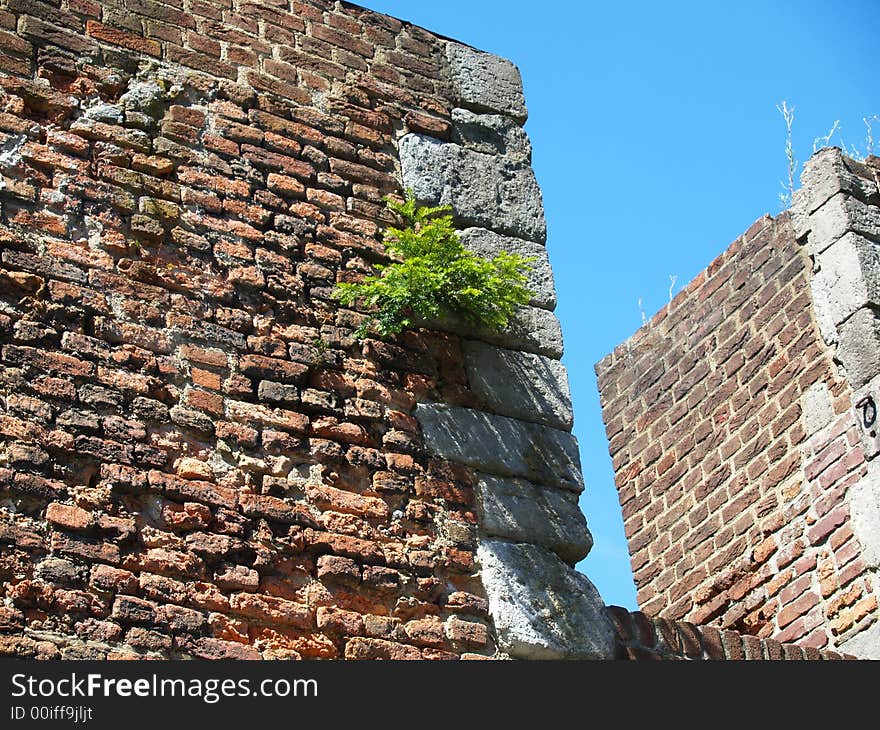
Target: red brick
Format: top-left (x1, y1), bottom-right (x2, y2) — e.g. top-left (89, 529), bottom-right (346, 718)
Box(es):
top-left (239, 354), bottom-right (308, 383)
top-left (239, 493), bottom-right (312, 525)
top-left (188, 638), bottom-right (261, 660)
top-left (316, 606), bottom-right (363, 636)
top-left (45, 503), bottom-right (93, 531)
top-left (807, 506), bottom-right (849, 545)
top-left (344, 637), bottom-right (421, 660)
top-left (226, 400), bottom-right (309, 433)
top-left (85, 20), bottom-right (161, 56)
top-left (125, 547), bottom-right (204, 580)
top-left (306, 530), bottom-right (384, 563)
top-left (229, 593), bottom-right (313, 629)
top-left (777, 591), bottom-right (820, 629)
top-left (307, 484), bottom-right (389, 519)
top-left (51, 534), bottom-right (120, 565)
top-left (149, 471), bottom-right (238, 510)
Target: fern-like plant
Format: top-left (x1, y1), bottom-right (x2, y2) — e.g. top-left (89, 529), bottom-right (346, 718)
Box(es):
top-left (334, 194), bottom-right (534, 339)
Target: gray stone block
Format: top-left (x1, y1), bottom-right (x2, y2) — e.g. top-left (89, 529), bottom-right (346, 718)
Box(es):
top-left (414, 403), bottom-right (584, 492)
top-left (848, 465), bottom-right (880, 570)
top-left (837, 306), bottom-right (880, 389)
top-left (841, 621), bottom-right (880, 660)
top-left (458, 227), bottom-right (556, 310)
top-left (796, 147), bottom-right (880, 220)
top-left (398, 133), bottom-right (546, 243)
top-left (813, 232), bottom-right (880, 326)
top-left (476, 474), bottom-right (591, 563)
top-left (801, 382), bottom-right (835, 435)
top-left (807, 193), bottom-right (880, 254)
top-left (418, 304), bottom-right (563, 359)
top-left (807, 274), bottom-right (840, 347)
top-left (451, 108), bottom-right (531, 163)
top-left (445, 42), bottom-right (527, 122)
top-left (477, 540), bottom-right (615, 659)
top-left (462, 340), bottom-right (572, 429)
top-left (488, 305), bottom-right (563, 358)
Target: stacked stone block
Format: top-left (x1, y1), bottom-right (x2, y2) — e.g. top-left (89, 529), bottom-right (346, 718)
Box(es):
top-left (399, 43), bottom-right (614, 659)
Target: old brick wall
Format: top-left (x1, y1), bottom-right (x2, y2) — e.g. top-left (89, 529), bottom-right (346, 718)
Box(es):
top-left (0, 0), bottom-right (618, 661)
top-left (597, 152), bottom-right (880, 655)
top-left (0, 0), bottom-right (514, 661)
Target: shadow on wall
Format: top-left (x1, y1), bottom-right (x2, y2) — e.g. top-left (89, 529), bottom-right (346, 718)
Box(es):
top-left (414, 403), bottom-right (583, 491)
top-left (462, 339), bottom-right (573, 431)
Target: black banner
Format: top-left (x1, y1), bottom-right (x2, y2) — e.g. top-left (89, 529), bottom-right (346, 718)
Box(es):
top-left (0, 658), bottom-right (861, 727)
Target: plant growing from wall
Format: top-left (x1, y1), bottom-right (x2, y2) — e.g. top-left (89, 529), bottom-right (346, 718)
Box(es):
top-left (777, 100), bottom-right (797, 209)
top-left (776, 101), bottom-right (878, 212)
top-left (334, 194), bottom-right (534, 339)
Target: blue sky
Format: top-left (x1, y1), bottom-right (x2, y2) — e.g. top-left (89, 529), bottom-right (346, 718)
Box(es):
top-left (364, 0), bottom-right (878, 608)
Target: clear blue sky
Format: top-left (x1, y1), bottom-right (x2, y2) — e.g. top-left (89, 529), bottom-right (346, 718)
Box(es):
top-left (363, 0), bottom-right (878, 609)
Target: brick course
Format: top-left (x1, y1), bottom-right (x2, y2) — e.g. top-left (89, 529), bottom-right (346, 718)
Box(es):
top-left (606, 605), bottom-right (853, 660)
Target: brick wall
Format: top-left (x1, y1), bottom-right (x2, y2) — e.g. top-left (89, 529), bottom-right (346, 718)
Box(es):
top-left (0, 0), bottom-right (513, 661)
top-left (596, 154), bottom-right (880, 654)
top-left (0, 0), bottom-right (619, 662)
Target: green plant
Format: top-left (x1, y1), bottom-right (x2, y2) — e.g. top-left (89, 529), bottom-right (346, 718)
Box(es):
top-left (312, 336), bottom-right (329, 356)
top-left (334, 194), bottom-right (534, 339)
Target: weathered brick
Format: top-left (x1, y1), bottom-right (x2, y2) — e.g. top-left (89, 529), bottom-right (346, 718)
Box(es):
top-left (85, 20), bottom-right (160, 55)
top-left (229, 593), bottom-right (313, 629)
top-left (188, 637), bottom-right (261, 660)
top-left (316, 606), bottom-right (363, 636)
top-left (344, 637), bottom-right (421, 660)
top-left (51, 533), bottom-right (120, 565)
top-left (239, 354), bottom-right (308, 383)
top-left (149, 471), bottom-right (238, 509)
top-left (45, 503), bottom-right (93, 531)
top-left (238, 493), bottom-right (312, 525)
top-left (316, 555), bottom-right (361, 585)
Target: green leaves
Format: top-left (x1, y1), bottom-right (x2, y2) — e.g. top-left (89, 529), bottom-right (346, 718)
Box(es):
top-left (334, 193), bottom-right (535, 340)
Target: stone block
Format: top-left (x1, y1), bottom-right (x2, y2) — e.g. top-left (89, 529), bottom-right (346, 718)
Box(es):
top-left (807, 193), bottom-right (880, 254)
top-left (848, 464), bottom-right (880, 570)
top-left (476, 474), bottom-right (592, 563)
top-left (483, 304), bottom-right (563, 358)
top-left (795, 147), bottom-right (880, 224)
top-left (813, 232), bottom-right (880, 326)
top-left (459, 227), bottom-right (556, 310)
top-left (841, 619), bottom-right (880, 660)
top-left (451, 108), bottom-right (531, 162)
top-left (399, 133), bottom-right (546, 243)
top-left (462, 340), bottom-right (572, 429)
top-left (801, 381), bottom-right (834, 435)
top-left (837, 306), bottom-right (880, 389)
top-left (421, 304), bottom-right (563, 359)
top-left (445, 42), bottom-right (527, 122)
top-left (414, 403), bottom-right (584, 491)
top-left (477, 540), bottom-right (615, 659)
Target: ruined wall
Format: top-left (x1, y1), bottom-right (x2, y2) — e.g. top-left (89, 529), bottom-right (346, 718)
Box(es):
top-left (597, 150), bottom-right (880, 656)
top-left (0, 0), bottom-right (614, 660)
